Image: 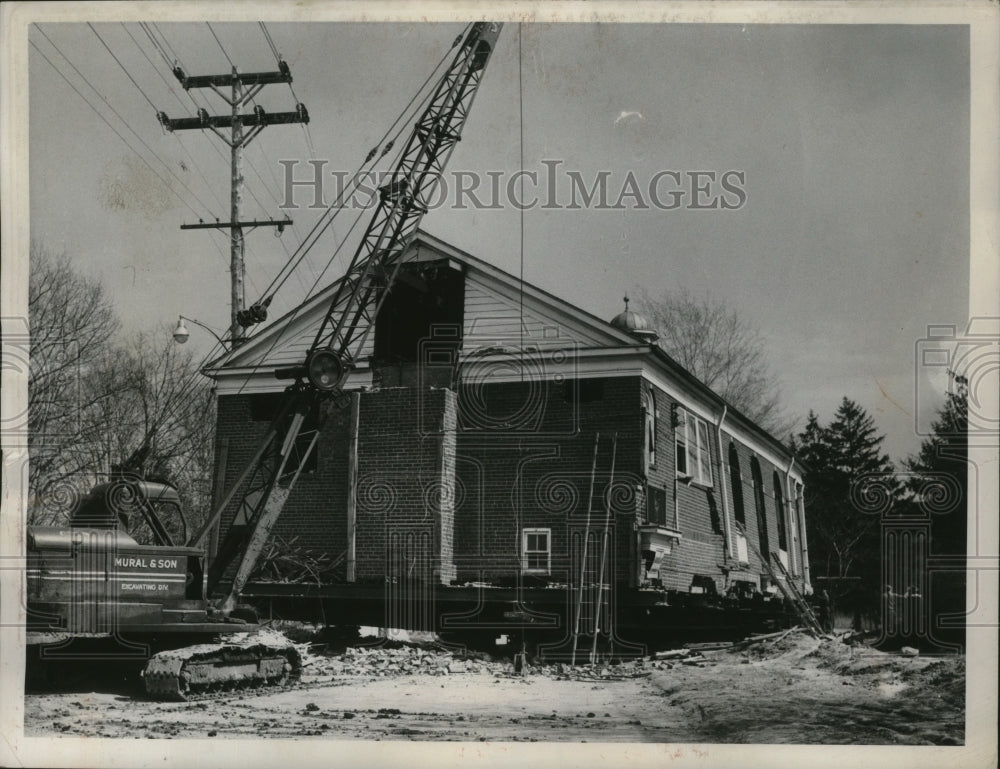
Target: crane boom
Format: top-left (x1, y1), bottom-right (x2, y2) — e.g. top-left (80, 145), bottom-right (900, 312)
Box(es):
top-left (198, 23), bottom-right (503, 611)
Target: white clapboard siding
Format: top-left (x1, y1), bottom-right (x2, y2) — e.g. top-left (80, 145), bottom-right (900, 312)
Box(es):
top-left (222, 293), bottom-right (376, 370)
top-left (209, 232), bottom-right (634, 381)
top-left (462, 274), bottom-right (619, 351)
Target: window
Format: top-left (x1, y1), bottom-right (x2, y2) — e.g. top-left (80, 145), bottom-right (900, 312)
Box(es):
top-left (675, 408), bottom-right (712, 486)
top-left (735, 534), bottom-right (749, 563)
top-left (772, 471), bottom-right (788, 552)
top-left (521, 528), bottom-right (551, 574)
top-left (646, 485), bottom-right (668, 527)
top-left (750, 457), bottom-right (770, 559)
top-left (728, 443), bottom-right (746, 525)
top-left (644, 390), bottom-right (657, 471)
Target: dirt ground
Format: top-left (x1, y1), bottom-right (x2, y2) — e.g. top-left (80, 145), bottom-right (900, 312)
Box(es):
top-left (23, 631), bottom-right (964, 744)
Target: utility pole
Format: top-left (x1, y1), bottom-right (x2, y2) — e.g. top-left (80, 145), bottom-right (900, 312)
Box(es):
top-left (158, 61), bottom-right (308, 347)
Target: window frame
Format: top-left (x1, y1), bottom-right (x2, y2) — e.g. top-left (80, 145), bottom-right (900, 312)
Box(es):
top-left (675, 408), bottom-right (713, 487)
top-left (772, 470), bottom-right (789, 553)
top-left (645, 484), bottom-right (668, 527)
top-left (521, 527), bottom-right (551, 575)
top-left (644, 389), bottom-right (657, 472)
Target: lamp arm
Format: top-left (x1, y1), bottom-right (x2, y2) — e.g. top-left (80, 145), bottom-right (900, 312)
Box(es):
top-left (179, 315), bottom-right (228, 347)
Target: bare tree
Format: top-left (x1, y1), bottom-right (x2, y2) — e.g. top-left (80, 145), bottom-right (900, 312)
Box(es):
top-left (28, 242), bottom-right (215, 529)
top-left (77, 332), bottom-right (217, 530)
top-left (28, 241), bottom-right (121, 515)
top-left (634, 287), bottom-right (791, 435)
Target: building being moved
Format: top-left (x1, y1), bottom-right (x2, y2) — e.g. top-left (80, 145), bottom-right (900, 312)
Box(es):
top-left (205, 231), bottom-right (811, 651)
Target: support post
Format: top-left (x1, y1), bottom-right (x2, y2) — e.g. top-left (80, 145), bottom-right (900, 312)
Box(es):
top-left (591, 433), bottom-right (618, 665)
top-left (158, 61), bottom-right (308, 345)
top-left (230, 67), bottom-right (245, 346)
top-left (346, 392), bottom-right (360, 582)
top-left (571, 433), bottom-right (600, 666)
top-left (209, 437), bottom-right (230, 562)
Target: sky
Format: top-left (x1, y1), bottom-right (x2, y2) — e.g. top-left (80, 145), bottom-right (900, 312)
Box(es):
top-left (26, 19), bottom-right (971, 463)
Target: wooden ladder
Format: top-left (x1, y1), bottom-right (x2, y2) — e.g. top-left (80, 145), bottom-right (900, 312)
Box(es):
top-left (767, 550), bottom-right (825, 635)
top-left (733, 521), bottom-right (824, 635)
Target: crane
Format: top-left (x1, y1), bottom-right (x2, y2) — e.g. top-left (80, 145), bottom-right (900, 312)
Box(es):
top-left (194, 21), bottom-right (503, 611)
top-left (26, 22), bottom-right (503, 700)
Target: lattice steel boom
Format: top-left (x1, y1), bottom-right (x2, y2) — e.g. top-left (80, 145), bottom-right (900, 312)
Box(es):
top-left (199, 23), bottom-right (503, 612)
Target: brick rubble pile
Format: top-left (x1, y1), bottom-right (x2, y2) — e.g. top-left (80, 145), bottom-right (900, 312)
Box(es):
top-left (301, 643), bottom-right (691, 680)
top-left (305, 645), bottom-right (512, 678)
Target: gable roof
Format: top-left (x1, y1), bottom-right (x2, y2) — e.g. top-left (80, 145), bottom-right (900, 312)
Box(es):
top-left (204, 230), bottom-right (800, 473)
top-left (204, 230), bottom-right (638, 375)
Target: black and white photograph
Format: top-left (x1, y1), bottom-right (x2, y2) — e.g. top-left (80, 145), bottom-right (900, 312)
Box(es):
top-left (1, 2), bottom-right (997, 767)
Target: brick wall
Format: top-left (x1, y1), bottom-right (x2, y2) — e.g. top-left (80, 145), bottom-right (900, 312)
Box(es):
top-left (722, 430), bottom-right (806, 593)
top-left (639, 382), bottom-right (727, 594)
top-left (212, 393), bottom-right (351, 561)
top-left (211, 375), bottom-right (804, 597)
top-left (453, 375), bottom-right (644, 587)
top-left (212, 387), bottom-right (455, 585)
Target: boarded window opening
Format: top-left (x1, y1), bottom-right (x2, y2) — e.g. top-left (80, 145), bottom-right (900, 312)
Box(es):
top-left (562, 378), bottom-right (605, 404)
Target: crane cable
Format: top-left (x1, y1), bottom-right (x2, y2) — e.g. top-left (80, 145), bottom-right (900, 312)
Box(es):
top-left (518, 23), bottom-right (525, 380)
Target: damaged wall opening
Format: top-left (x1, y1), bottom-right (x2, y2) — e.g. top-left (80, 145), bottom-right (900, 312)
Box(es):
top-left (373, 260), bottom-right (464, 386)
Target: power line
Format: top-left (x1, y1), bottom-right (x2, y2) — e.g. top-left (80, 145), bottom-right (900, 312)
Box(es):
top-left (259, 22), bottom-right (315, 158)
top-left (150, 22), bottom-right (184, 68)
top-left (149, 22), bottom-right (289, 226)
top-left (157, 48), bottom-right (309, 345)
top-left (151, 23), bottom-right (291, 225)
top-left (29, 36), bottom-right (212, 222)
top-left (87, 23), bottom-right (158, 112)
top-left (36, 28), bottom-right (257, 300)
top-left (138, 21), bottom-right (173, 69)
top-left (205, 22), bottom-right (234, 68)
top-left (259, 22), bottom-right (280, 63)
top-left (120, 23), bottom-right (230, 214)
top-left (37, 26), bottom-right (224, 221)
top-left (92, 24), bottom-right (251, 259)
top-left (144, 23), bottom-right (303, 301)
top-left (119, 22), bottom-right (266, 298)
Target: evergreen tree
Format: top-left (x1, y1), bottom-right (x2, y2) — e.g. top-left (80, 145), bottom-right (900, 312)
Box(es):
top-left (900, 376), bottom-right (968, 648)
top-left (796, 398), bottom-right (897, 605)
top-left (904, 376), bottom-right (968, 554)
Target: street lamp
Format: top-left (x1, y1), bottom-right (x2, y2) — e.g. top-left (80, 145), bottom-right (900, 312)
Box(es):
top-left (172, 315), bottom-right (228, 348)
